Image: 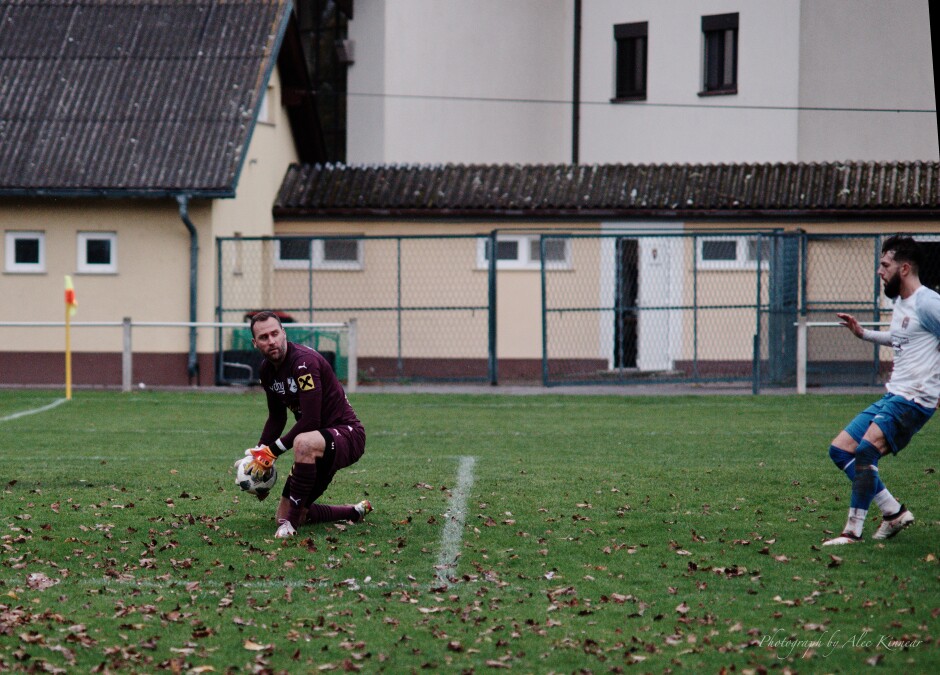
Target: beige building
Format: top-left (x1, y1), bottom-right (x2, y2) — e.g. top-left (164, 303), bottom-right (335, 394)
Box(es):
top-left (261, 162), bottom-right (939, 385)
top-left (0, 0), bottom-right (310, 386)
top-left (2, 2), bottom-right (937, 389)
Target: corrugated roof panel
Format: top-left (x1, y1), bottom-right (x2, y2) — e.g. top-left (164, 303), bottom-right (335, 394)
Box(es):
top-left (0, 0), bottom-right (290, 195)
top-left (273, 162), bottom-right (940, 217)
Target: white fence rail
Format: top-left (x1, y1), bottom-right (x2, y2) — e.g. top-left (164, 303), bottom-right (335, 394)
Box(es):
top-left (0, 319), bottom-right (358, 393)
top-left (795, 318), bottom-right (889, 394)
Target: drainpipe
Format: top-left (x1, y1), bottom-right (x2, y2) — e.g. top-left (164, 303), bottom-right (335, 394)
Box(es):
top-left (176, 194), bottom-right (199, 383)
top-left (571, 0), bottom-right (581, 165)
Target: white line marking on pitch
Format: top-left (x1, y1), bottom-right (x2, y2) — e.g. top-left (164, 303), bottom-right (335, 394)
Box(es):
top-left (0, 398), bottom-right (67, 423)
top-left (434, 455), bottom-right (476, 588)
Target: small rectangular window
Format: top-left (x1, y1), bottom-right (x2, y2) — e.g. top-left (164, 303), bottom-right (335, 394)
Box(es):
top-left (613, 22), bottom-right (648, 101)
top-left (316, 238), bottom-right (363, 269)
top-left (697, 235), bottom-right (768, 270)
top-left (702, 240), bottom-right (737, 261)
top-left (701, 13), bottom-right (738, 95)
top-left (280, 238), bottom-right (311, 261)
top-left (275, 237), bottom-right (363, 270)
top-left (77, 232), bottom-right (117, 273)
top-left (5, 231), bottom-right (45, 273)
top-left (478, 235), bottom-right (571, 270)
top-left (529, 238), bottom-right (568, 264)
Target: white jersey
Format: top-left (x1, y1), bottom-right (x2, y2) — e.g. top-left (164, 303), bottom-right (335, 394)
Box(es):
top-left (884, 285), bottom-right (940, 408)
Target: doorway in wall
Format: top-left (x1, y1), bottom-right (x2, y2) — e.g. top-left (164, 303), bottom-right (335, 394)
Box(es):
top-left (614, 238), bottom-right (639, 368)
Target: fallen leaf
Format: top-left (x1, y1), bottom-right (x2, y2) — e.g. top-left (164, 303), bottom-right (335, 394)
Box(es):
top-left (243, 640), bottom-right (272, 651)
top-left (26, 573), bottom-right (59, 591)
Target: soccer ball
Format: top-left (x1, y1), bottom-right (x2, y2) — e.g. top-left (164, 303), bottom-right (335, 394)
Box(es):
top-left (234, 456), bottom-right (278, 500)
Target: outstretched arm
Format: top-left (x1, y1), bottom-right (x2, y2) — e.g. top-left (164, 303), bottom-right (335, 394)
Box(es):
top-left (836, 313), bottom-right (891, 345)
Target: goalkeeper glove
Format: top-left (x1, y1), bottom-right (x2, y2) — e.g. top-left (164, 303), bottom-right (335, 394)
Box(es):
top-left (244, 445), bottom-right (277, 479)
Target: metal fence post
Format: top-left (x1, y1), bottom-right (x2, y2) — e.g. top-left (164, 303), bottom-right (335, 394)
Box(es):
top-left (488, 230), bottom-right (498, 386)
top-left (122, 317), bottom-right (132, 392)
top-left (796, 316), bottom-right (807, 394)
top-left (347, 317), bottom-right (358, 393)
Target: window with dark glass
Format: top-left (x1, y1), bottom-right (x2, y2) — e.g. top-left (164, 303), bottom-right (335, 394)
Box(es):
top-left (613, 22), bottom-right (648, 101)
top-left (85, 238), bottom-right (111, 265)
top-left (278, 238), bottom-right (311, 262)
top-left (323, 239), bottom-right (360, 263)
top-left (702, 240), bottom-right (738, 261)
top-left (701, 13), bottom-right (738, 94)
top-left (5, 231), bottom-right (45, 272)
top-left (15, 238), bottom-right (39, 265)
top-left (77, 232), bottom-right (117, 273)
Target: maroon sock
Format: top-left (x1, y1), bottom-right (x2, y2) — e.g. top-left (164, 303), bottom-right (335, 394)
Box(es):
top-left (305, 503), bottom-right (359, 524)
top-left (284, 462), bottom-right (318, 526)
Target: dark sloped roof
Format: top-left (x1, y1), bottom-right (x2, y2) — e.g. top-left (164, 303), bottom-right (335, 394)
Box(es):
top-left (0, 0), bottom-right (291, 197)
top-left (274, 161), bottom-right (940, 219)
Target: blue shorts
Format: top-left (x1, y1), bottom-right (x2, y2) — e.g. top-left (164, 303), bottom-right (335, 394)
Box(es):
top-left (845, 393), bottom-right (934, 454)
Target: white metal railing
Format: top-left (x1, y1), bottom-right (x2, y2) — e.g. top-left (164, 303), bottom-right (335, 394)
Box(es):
top-left (0, 319), bottom-right (358, 393)
top-left (794, 318), bottom-right (889, 394)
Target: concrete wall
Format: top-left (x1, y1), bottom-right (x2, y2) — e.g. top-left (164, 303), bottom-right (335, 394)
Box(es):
top-left (348, 0), bottom-right (573, 164)
top-left (347, 0), bottom-right (936, 165)
top-left (797, 0), bottom-right (938, 162)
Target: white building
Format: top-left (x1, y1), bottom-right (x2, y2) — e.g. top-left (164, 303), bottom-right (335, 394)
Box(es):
top-left (347, 0), bottom-right (937, 165)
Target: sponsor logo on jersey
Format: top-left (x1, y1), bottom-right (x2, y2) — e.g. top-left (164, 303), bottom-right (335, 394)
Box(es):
top-left (271, 380), bottom-right (285, 395)
top-left (298, 374), bottom-right (315, 391)
top-left (298, 362), bottom-right (308, 370)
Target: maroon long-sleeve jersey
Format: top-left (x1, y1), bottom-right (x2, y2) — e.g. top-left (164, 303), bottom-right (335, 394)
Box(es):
top-left (258, 342), bottom-right (361, 451)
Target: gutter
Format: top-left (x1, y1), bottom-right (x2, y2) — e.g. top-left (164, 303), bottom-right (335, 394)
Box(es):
top-left (176, 194), bottom-right (200, 382)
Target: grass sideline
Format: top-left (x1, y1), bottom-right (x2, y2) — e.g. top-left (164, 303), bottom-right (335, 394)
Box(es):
top-left (0, 389), bottom-right (937, 672)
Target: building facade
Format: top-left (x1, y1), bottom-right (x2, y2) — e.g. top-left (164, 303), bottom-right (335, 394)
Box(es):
top-left (347, 0), bottom-right (937, 165)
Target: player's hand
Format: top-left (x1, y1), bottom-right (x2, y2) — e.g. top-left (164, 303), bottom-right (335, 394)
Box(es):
top-left (244, 445), bottom-right (277, 479)
top-left (836, 313), bottom-right (864, 338)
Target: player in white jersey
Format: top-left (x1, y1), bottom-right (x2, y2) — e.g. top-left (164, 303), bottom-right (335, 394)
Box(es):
top-left (823, 235), bottom-right (940, 546)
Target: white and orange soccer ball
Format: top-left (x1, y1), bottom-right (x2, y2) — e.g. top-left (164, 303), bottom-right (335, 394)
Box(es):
top-left (234, 456), bottom-right (278, 500)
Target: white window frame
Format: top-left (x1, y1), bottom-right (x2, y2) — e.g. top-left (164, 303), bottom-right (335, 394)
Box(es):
top-left (315, 237), bottom-right (364, 270)
top-left (696, 235), bottom-right (769, 270)
top-left (476, 234), bottom-right (572, 270)
top-left (274, 237), bottom-right (364, 271)
top-left (5, 230), bottom-right (45, 273)
top-left (77, 231), bottom-right (118, 274)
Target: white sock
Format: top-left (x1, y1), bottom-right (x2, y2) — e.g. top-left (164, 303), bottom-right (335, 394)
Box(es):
top-left (845, 507), bottom-right (868, 537)
top-left (872, 489), bottom-right (901, 517)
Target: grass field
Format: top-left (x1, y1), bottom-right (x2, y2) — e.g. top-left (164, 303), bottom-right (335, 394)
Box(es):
top-left (1, 389), bottom-right (937, 673)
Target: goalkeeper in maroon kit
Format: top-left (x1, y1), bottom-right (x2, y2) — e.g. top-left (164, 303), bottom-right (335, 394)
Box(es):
top-left (241, 310), bottom-right (371, 538)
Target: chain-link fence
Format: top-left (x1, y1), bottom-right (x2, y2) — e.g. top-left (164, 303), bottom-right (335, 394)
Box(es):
top-left (217, 232), bottom-right (934, 388)
top-left (541, 232), bottom-right (781, 387)
top-left (800, 233), bottom-right (940, 388)
top-left (216, 235), bottom-right (494, 385)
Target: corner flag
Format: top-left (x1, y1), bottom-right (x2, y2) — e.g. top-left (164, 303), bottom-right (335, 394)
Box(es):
top-left (65, 275), bottom-right (77, 399)
top-left (65, 275), bottom-right (78, 316)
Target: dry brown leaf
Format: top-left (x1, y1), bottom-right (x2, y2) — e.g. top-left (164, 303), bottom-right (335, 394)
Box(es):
top-left (243, 639), bottom-right (272, 651)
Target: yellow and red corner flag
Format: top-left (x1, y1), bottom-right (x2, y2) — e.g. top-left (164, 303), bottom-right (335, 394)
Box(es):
top-left (65, 275), bottom-right (78, 316)
top-left (64, 275), bottom-right (77, 399)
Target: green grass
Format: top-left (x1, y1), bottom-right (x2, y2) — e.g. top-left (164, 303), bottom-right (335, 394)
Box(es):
top-left (1, 390), bottom-right (937, 672)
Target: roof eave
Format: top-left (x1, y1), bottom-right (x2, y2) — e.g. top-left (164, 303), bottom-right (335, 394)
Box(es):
top-left (0, 188), bottom-right (235, 200)
top-left (273, 207), bottom-right (940, 221)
